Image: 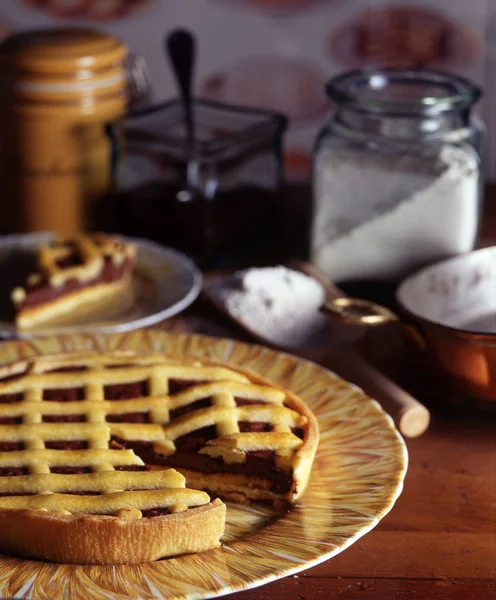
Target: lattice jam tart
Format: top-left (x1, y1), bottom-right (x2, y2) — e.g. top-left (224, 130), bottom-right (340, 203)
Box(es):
top-left (11, 233), bottom-right (136, 331)
top-left (0, 350), bottom-right (318, 564)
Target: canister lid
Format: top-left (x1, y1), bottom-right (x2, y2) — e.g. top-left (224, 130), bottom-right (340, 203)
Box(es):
top-left (0, 28), bottom-right (126, 75)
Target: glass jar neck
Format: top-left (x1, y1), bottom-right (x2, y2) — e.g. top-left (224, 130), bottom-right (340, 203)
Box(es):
top-left (334, 105), bottom-right (470, 140)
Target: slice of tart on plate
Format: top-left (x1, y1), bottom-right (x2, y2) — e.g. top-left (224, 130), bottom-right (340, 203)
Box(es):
top-left (10, 233), bottom-right (137, 331)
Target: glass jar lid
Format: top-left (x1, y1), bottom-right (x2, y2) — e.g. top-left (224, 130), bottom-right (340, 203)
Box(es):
top-left (326, 69), bottom-right (481, 115)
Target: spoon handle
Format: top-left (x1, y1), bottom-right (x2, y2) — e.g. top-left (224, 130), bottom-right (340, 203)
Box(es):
top-left (166, 29), bottom-right (196, 148)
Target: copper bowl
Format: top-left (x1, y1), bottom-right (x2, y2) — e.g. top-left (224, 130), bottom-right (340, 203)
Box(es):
top-left (322, 247), bottom-right (496, 406)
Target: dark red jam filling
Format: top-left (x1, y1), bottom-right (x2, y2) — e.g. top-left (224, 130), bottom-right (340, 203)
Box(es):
top-left (104, 382), bottom-right (148, 400)
top-left (114, 465), bottom-right (149, 472)
top-left (169, 398), bottom-right (211, 420)
top-left (175, 426), bottom-right (217, 453)
top-left (0, 393), bottom-right (23, 404)
top-left (239, 421), bottom-right (271, 433)
top-left (0, 467), bottom-right (29, 476)
top-left (234, 398), bottom-right (267, 406)
top-left (0, 417), bottom-right (23, 425)
top-left (106, 412), bottom-right (151, 423)
top-left (168, 379), bottom-right (207, 394)
top-left (0, 442), bottom-right (25, 451)
top-left (0, 374), bottom-right (25, 384)
top-left (44, 441), bottom-right (88, 450)
top-left (43, 388), bottom-right (85, 402)
top-left (293, 428), bottom-right (304, 440)
top-left (17, 256), bottom-right (133, 311)
top-left (50, 467), bottom-right (92, 475)
top-left (141, 507), bottom-right (171, 517)
top-left (42, 415), bottom-right (86, 423)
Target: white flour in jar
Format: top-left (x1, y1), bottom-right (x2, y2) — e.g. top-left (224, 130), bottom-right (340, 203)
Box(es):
top-left (311, 144), bottom-right (480, 282)
top-left (205, 266), bottom-right (329, 348)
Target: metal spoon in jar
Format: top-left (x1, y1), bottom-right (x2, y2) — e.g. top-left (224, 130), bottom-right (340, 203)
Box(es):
top-left (165, 28), bottom-right (198, 199)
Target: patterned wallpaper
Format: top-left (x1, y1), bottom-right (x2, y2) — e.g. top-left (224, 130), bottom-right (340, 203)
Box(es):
top-left (0, 0), bottom-right (494, 180)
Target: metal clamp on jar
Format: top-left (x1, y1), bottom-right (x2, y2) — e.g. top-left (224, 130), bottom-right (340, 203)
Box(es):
top-left (311, 69), bottom-right (484, 286)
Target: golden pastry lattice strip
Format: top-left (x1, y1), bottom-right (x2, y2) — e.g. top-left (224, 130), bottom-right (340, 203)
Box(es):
top-left (0, 488), bottom-right (210, 515)
top-left (168, 381), bottom-right (285, 410)
top-left (0, 449), bottom-right (142, 468)
top-left (0, 468), bottom-right (185, 495)
top-left (38, 234), bottom-right (135, 287)
top-left (0, 364), bottom-right (250, 395)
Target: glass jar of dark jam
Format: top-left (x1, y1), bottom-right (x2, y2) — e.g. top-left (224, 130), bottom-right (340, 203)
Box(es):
top-left (114, 99), bottom-right (287, 269)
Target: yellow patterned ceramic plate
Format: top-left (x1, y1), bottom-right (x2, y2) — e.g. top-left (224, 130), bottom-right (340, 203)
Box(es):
top-left (0, 330), bottom-right (408, 600)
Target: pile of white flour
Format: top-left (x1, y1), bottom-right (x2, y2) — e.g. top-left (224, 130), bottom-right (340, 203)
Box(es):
top-left (311, 144), bottom-right (480, 282)
top-left (205, 266), bottom-right (329, 348)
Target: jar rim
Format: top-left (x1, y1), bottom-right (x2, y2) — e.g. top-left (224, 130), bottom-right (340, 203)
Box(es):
top-left (326, 68), bottom-right (481, 115)
top-left (125, 97), bottom-right (287, 159)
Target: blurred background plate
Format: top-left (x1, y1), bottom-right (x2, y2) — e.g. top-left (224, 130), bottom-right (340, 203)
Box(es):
top-left (0, 233), bottom-right (202, 339)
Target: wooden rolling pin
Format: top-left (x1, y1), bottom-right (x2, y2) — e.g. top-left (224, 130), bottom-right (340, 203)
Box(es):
top-left (321, 349), bottom-right (430, 438)
top-left (290, 260), bottom-right (430, 438)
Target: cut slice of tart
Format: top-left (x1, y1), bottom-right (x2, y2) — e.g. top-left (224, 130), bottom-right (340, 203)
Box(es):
top-left (10, 233), bottom-right (136, 331)
top-left (0, 350), bottom-right (318, 564)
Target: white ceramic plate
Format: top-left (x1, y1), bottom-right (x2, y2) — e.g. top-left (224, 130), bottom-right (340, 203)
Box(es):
top-left (0, 232), bottom-right (201, 339)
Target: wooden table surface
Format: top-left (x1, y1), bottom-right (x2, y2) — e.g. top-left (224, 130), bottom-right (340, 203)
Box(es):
top-left (158, 185), bottom-right (496, 600)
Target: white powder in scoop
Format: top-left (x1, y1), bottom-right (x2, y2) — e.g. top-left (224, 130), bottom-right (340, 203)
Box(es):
top-left (206, 266), bottom-right (329, 348)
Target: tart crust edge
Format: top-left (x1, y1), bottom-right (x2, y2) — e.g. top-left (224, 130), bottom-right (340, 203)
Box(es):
top-left (15, 276), bottom-right (134, 330)
top-left (0, 498), bottom-right (226, 565)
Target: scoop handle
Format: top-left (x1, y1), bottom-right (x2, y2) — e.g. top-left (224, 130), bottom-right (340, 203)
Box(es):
top-left (288, 260), bottom-right (430, 438)
top-left (324, 349), bottom-right (430, 438)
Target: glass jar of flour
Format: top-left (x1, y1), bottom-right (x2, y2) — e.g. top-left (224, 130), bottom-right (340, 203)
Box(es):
top-left (311, 69), bottom-right (484, 285)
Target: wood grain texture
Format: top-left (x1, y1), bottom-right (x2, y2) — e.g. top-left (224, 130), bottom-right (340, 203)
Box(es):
top-left (223, 577), bottom-right (496, 599)
top-left (303, 532), bottom-right (496, 579)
